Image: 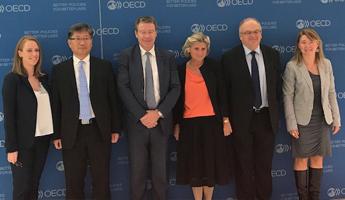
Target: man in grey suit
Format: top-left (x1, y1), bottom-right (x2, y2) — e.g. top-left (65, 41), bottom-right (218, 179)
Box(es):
top-left (117, 16), bottom-right (180, 200)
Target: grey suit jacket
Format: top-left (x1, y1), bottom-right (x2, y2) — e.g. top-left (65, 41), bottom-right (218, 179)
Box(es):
top-left (117, 44), bottom-right (180, 135)
top-left (282, 58), bottom-right (341, 132)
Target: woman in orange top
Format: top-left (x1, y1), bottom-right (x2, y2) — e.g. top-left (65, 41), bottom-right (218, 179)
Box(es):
top-left (173, 32), bottom-right (232, 200)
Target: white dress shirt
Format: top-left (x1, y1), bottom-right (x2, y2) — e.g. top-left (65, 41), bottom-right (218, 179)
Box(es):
top-left (243, 45), bottom-right (268, 108)
top-left (73, 54), bottom-right (95, 118)
top-left (34, 84), bottom-right (54, 137)
top-left (139, 45), bottom-right (161, 105)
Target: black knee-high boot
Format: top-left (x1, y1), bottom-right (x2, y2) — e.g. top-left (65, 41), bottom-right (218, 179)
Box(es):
top-left (294, 170), bottom-right (309, 200)
top-left (309, 168), bottom-right (322, 200)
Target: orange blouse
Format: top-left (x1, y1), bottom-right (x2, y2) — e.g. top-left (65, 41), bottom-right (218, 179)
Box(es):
top-left (183, 67), bottom-right (215, 118)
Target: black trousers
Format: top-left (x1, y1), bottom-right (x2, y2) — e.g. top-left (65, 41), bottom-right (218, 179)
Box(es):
top-left (11, 135), bottom-right (50, 200)
top-left (233, 109), bottom-right (275, 200)
top-left (128, 126), bottom-right (168, 200)
top-left (62, 122), bottom-right (111, 200)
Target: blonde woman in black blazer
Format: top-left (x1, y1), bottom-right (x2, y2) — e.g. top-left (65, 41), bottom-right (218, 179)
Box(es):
top-left (283, 28), bottom-right (341, 200)
top-left (2, 36), bottom-right (53, 200)
top-left (173, 32), bottom-right (231, 200)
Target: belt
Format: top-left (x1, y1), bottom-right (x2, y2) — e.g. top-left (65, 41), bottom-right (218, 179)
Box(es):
top-left (253, 107), bottom-right (268, 113)
top-left (79, 118), bottom-right (95, 125)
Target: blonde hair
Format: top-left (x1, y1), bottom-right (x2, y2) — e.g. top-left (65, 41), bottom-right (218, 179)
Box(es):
top-left (12, 35), bottom-right (43, 77)
top-left (182, 32), bottom-right (210, 57)
top-left (292, 28), bottom-right (325, 64)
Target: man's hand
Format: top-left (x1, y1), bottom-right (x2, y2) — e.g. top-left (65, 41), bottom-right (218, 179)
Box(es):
top-left (174, 124), bottom-right (180, 141)
top-left (140, 110), bottom-right (160, 128)
top-left (54, 139), bottom-right (62, 150)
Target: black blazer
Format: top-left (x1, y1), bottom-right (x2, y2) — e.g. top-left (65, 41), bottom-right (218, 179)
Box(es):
top-left (221, 44), bottom-right (281, 134)
top-left (117, 44), bottom-right (180, 135)
top-left (174, 57), bottom-right (228, 124)
top-left (2, 72), bottom-right (52, 153)
top-left (51, 56), bottom-right (121, 149)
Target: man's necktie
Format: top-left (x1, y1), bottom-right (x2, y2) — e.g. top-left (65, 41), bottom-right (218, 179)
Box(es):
top-left (78, 60), bottom-right (92, 122)
top-left (145, 52), bottom-right (156, 109)
top-left (250, 51), bottom-right (262, 109)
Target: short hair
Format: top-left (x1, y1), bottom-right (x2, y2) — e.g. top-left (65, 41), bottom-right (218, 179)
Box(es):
top-left (68, 23), bottom-right (94, 39)
top-left (182, 32), bottom-right (211, 57)
top-left (238, 17), bottom-right (262, 35)
top-left (134, 16), bottom-right (158, 32)
top-left (12, 35), bottom-right (43, 77)
top-left (292, 28), bottom-right (325, 64)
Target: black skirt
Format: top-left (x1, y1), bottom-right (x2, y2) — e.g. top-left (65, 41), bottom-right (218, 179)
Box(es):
top-left (176, 116), bottom-right (230, 187)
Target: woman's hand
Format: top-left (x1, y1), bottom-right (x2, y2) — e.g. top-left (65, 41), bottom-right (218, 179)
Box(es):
top-left (289, 129), bottom-right (300, 139)
top-left (223, 118), bottom-right (232, 136)
top-left (174, 124), bottom-right (180, 141)
top-left (332, 126), bottom-right (340, 135)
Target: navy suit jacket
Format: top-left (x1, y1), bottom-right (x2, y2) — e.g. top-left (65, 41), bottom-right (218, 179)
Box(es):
top-left (2, 72), bottom-right (52, 153)
top-left (51, 56), bottom-right (121, 149)
top-left (117, 44), bottom-right (180, 135)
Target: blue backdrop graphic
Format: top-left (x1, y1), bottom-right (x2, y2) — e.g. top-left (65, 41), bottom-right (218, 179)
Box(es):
top-left (0, 0), bottom-right (345, 199)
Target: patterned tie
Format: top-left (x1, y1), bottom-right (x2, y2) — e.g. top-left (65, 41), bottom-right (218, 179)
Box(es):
top-left (78, 60), bottom-right (92, 122)
top-left (145, 52), bottom-right (156, 109)
top-left (250, 51), bottom-right (262, 109)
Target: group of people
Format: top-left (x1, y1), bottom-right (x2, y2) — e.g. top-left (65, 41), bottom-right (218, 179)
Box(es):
top-left (2, 16), bottom-right (340, 200)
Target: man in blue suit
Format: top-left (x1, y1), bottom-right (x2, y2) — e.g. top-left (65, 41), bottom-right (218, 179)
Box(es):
top-left (117, 16), bottom-right (180, 200)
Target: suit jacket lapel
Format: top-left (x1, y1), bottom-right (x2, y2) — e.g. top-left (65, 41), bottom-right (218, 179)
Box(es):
top-left (89, 57), bottom-right (95, 97)
top-left (155, 48), bottom-right (165, 101)
top-left (239, 46), bottom-right (253, 85)
top-left (66, 59), bottom-right (79, 102)
top-left (318, 62), bottom-right (325, 100)
top-left (133, 45), bottom-right (146, 104)
top-left (298, 62), bottom-right (313, 91)
top-left (261, 46), bottom-right (272, 88)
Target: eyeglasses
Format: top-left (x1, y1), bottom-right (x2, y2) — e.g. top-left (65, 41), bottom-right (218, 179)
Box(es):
top-left (69, 37), bottom-right (92, 41)
top-left (240, 30), bottom-right (262, 36)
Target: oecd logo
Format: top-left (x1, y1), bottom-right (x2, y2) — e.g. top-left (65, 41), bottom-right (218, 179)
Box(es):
top-left (327, 187), bottom-right (345, 197)
top-left (56, 161), bottom-right (64, 172)
top-left (272, 45), bottom-right (295, 54)
top-left (170, 151), bottom-right (177, 162)
top-left (38, 188), bottom-right (66, 199)
top-left (51, 55), bottom-right (68, 65)
top-left (275, 144), bottom-right (291, 154)
top-left (271, 169), bottom-right (287, 177)
top-left (337, 92), bottom-right (345, 99)
top-left (168, 50), bottom-right (185, 59)
top-left (107, 0), bottom-right (146, 10)
top-left (216, 0), bottom-right (254, 7)
top-left (169, 178), bottom-right (176, 186)
top-left (0, 140), bottom-right (5, 148)
top-left (191, 24), bottom-right (228, 33)
top-left (296, 19), bottom-right (331, 29)
top-left (0, 4), bottom-right (31, 13)
top-left (0, 112), bottom-right (4, 122)
top-left (93, 27), bottom-right (120, 36)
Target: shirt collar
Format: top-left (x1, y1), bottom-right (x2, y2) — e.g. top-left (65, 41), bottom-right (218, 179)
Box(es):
top-left (139, 45), bottom-right (156, 57)
top-left (243, 45), bottom-right (262, 56)
top-left (73, 54), bottom-right (90, 65)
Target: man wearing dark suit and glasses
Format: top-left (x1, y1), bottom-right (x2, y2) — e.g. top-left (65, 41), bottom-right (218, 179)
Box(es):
top-left (221, 17), bottom-right (281, 200)
top-left (117, 16), bottom-right (180, 200)
top-left (51, 23), bottom-right (121, 200)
